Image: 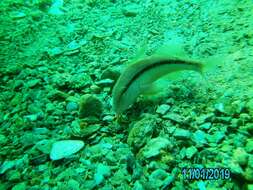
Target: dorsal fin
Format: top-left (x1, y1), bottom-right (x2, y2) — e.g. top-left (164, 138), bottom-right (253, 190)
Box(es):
top-left (127, 40), bottom-right (148, 65)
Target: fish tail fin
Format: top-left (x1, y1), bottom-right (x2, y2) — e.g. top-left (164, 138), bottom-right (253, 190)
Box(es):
top-left (201, 54), bottom-right (227, 73)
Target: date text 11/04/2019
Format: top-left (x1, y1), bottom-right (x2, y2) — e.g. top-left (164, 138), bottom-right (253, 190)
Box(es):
top-left (182, 168), bottom-right (231, 180)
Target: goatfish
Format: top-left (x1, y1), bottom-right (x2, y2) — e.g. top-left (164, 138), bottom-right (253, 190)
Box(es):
top-left (112, 45), bottom-right (216, 115)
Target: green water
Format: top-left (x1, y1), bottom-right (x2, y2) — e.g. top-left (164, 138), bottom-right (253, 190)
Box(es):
top-left (0, 0), bottom-right (253, 189)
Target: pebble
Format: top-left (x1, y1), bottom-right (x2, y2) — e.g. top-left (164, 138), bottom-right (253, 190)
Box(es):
top-left (27, 79), bottom-right (40, 88)
top-left (214, 102), bottom-right (225, 113)
top-left (163, 113), bottom-right (183, 123)
top-left (94, 163), bottom-right (111, 185)
top-left (244, 167), bottom-right (253, 182)
top-left (50, 140), bottom-right (84, 161)
top-left (199, 122), bottom-right (212, 130)
top-left (122, 3), bottom-right (140, 17)
top-left (191, 130), bottom-right (207, 147)
top-left (127, 115), bottom-right (156, 150)
top-left (7, 170), bottom-right (21, 181)
top-left (0, 134), bottom-right (8, 145)
top-left (35, 139), bottom-right (54, 154)
top-left (67, 179), bottom-right (80, 190)
top-left (196, 113), bottom-right (214, 124)
top-left (79, 94), bottom-right (103, 118)
top-left (66, 101), bottom-right (79, 112)
top-left (249, 155), bottom-right (253, 168)
top-left (138, 137), bottom-right (172, 159)
top-left (149, 169), bottom-right (174, 189)
top-left (206, 131), bottom-right (225, 144)
top-left (245, 139), bottom-right (253, 153)
top-left (173, 128), bottom-right (191, 140)
top-left (185, 146), bottom-right (198, 159)
top-left (156, 104), bottom-right (171, 115)
top-left (47, 47), bottom-right (64, 56)
top-left (80, 124), bottom-right (101, 137)
top-left (11, 182), bottom-right (26, 190)
top-left (233, 147), bottom-right (249, 166)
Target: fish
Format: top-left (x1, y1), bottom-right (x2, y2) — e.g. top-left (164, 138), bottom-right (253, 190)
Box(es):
top-left (112, 45), bottom-right (216, 115)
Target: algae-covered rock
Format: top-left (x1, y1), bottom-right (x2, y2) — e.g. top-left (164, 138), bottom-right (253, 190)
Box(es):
top-left (127, 115), bottom-right (157, 151)
top-left (233, 147), bottom-right (249, 166)
top-left (173, 128), bottom-right (191, 140)
top-left (79, 94), bottom-right (103, 118)
top-left (244, 167), bottom-right (253, 182)
top-left (137, 137), bottom-right (172, 160)
top-left (156, 104), bottom-right (171, 115)
top-left (246, 139), bottom-right (253, 153)
top-left (185, 146), bottom-right (198, 159)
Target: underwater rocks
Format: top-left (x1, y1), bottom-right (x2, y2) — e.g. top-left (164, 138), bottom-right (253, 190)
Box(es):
top-left (127, 115), bottom-right (157, 151)
top-left (122, 3), bottom-right (141, 17)
top-left (173, 128), bottom-right (191, 140)
top-left (50, 140), bottom-right (84, 161)
top-left (94, 163), bottom-right (111, 186)
top-left (156, 104), bottom-right (171, 115)
top-left (79, 94), bottom-right (103, 119)
top-left (137, 137), bottom-right (172, 160)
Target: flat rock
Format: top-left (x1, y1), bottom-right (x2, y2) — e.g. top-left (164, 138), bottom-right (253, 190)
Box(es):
top-left (173, 128), bottom-right (191, 140)
top-left (156, 104), bottom-right (171, 115)
top-left (50, 140), bottom-right (84, 161)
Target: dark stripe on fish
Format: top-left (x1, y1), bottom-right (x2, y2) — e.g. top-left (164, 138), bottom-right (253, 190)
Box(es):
top-left (121, 58), bottom-right (200, 95)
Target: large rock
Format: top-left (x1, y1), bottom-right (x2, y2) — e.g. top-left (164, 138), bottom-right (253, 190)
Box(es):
top-left (50, 140), bottom-right (84, 161)
top-left (79, 94), bottom-right (103, 118)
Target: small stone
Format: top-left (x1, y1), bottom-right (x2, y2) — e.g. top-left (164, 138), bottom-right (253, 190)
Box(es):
top-left (156, 104), bottom-right (171, 115)
top-left (133, 181), bottom-right (144, 190)
top-left (100, 67), bottom-right (120, 81)
top-left (173, 128), bottom-right (191, 140)
top-left (191, 130), bottom-right (207, 147)
top-left (50, 140), bottom-right (84, 161)
top-left (148, 169), bottom-right (174, 189)
top-left (163, 113), bottom-right (183, 123)
top-left (66, 40), bottom-right (80, 51)
top-left (35, 139), bottom-right (54, 154)
top-left (102, 115), bottom-right (114, 122)
top-left (79, 94), bottom-right (103, 118)
top-left (67, 179), bottom-right (80, 190)
top-left (0, 134), bottom-right (8, 145)
top-left (47, 47), bottom-right (64, 56)
top-left (228, 160), bottom-right (244, 176)
top-left (23, 114), bottom-right (38, 122)
top-left (122, 3), bottom-right (140, 17)
top-left (185, 146), bottom-right (198, 159)
top-left (231, 100), bottom-right (246, 114)
top-left (244, 167), bottom-right (253, 182)
top-left (80, 124), bottom-right (101, 137)
top-left (247, 184), bottom-right (253, 190)
top-left (138, 137), bottom-right (172, 159)
top-left (246, 139), bottom-right (253, 153)
top-left (248, 155), bottom-right (253, 168)
top-left (90, 84), bottom-right (101, 94)
top-left (7, 170), bottom-right (21, 181)
top-left (94, 163), bottom-right (111, 185)
top-left (127, 115), bottom-right (156, 151)
top-left (196, 113), bottom-right (214, 124)
top-left (27, 79), bottom-right (40, 88)
top-left (214, 102), bottom-right (225, 113)
top-left (199, 122), bottom-right (212, 130)
top-left (206, 131), bottom-right (225, 144)
top-left (66, 101), bottom-right (79, 112)
top-left (11, 182), bottom-right (26, 190)
top-left (233, 148), bottom-right (249, 166)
